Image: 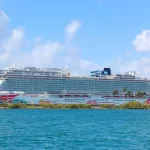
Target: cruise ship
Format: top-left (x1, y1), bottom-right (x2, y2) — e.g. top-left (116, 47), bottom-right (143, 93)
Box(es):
top-left (0, 66), bottom-right (150, 105)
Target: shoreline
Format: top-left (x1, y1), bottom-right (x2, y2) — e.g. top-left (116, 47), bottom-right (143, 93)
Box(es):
top-left (0, 101), bottom-right (150, 109)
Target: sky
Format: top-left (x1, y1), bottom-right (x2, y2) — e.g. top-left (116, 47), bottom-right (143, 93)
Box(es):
top-left (0, 0), bottom-right (150, 77)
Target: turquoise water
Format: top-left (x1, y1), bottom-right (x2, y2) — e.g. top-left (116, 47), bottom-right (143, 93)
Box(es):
top-left (0, 109), bottom-right (150, 150)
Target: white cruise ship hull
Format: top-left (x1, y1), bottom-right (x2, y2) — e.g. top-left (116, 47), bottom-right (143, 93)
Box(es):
top-left (10, 94), bottom-right (148, 105)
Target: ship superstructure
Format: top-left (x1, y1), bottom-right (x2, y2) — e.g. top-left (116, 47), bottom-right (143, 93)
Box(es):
top-left (0, 66), bottom-right (149, 97)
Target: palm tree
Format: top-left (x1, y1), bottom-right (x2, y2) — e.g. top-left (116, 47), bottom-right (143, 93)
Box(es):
top-left (141, 91), bottom-right (146, 98)
top-left (143, 92), bottom-right (146, 97)
top-left (112, 89), bottom-right (119, 97)
top-left (141, 92), bottom-right (146, 98)
top-left (126, 90), bottom-right (133, 97)
top-left (135, 91), bottom-right (146, 98)
top-left (135, 91), bottom-right (140, 98)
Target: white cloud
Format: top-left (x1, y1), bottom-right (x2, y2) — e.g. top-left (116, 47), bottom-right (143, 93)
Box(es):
top-left (80, 59), bottom-right (101, 73)
top-left (133, 30), bottom-right (150, 52)
top-left (31, 41), bottom-right (62, 67)
top-left (119, 30), bottom-right (150, 78)
top-left (0, 10), bottom-right (9, 38)
top-left (0, 10), bottom-right (9, 30)
top-left (0, 27), bottom-right (24, 63)
top-left (34, 36), bottom-right (43, 45)
top-left (139, 58), bottom-right (150, 66)
top-left (122, 30), bottom-right (150, 77)
top-left (0, 9), bottom-right (63, 68)
top-left (65, 20), bottom-right (81, 39)
top-left (0, 9), bottom-right (100, 75)
top-left (117, 57), bottom-right (150, 78)
top-left (64, 20), bottom-right (101, 74)
top-left (1, 28), bottom-right (24, 52)
top-left (0, 39), bottom-right (63, 67)
top-left (120, 60), bottom-right (139, 73)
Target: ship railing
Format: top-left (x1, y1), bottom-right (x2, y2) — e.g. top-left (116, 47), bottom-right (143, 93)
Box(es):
top-left (69, 75), bottom-right (149, 80)
top-left (0, 91), bottom-right (24, 94)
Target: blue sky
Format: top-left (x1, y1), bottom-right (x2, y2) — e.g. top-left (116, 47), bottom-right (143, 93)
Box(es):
top-left (0, 0), bottom-right (150, 76)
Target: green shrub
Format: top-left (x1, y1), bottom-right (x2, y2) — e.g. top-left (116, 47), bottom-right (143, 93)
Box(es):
top-left (67, 104), bottom-right (79, 109)
top-left (55, 104), bottom-right (64, 108)
top-left (84, 104), bottom-right (92, 109)
top-left (127, 101), bottom-right (143, 109)
top-left (39, 103), bottom-right (55, 108)
top-left (2, 101), bottom-right (150, 109)
top-left (119, 101), bottom-right (147, 109)
top-left (114, 105), bottom-right (121, 109)
top-left (8, 103), bottom-right (27, 109)
top-left (27, 105), bottom-right (37, 109)
top-left (65, 104), bottom-right (91, 109)
top-left (99, 104), bottom-right (114, 109)
top-left (0, 103), bottom-right (9, 108)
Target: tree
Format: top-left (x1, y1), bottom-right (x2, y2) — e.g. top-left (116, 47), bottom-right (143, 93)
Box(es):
top-left (135, 91), bottom-right (141, 98)
top-left (136, 91), bottom-right (146, 98)
top-left (112, 89), bottom-right (119, 97)
top-left (126, 90), bottom-right (133, 97)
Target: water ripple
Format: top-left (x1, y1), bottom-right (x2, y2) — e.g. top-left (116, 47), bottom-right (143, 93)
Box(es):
top-left (0, 109), bottom-right (150, 149)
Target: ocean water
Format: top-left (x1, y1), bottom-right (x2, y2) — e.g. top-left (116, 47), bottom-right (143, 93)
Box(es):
top-left (0, 109), bottom-right (150, 150)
